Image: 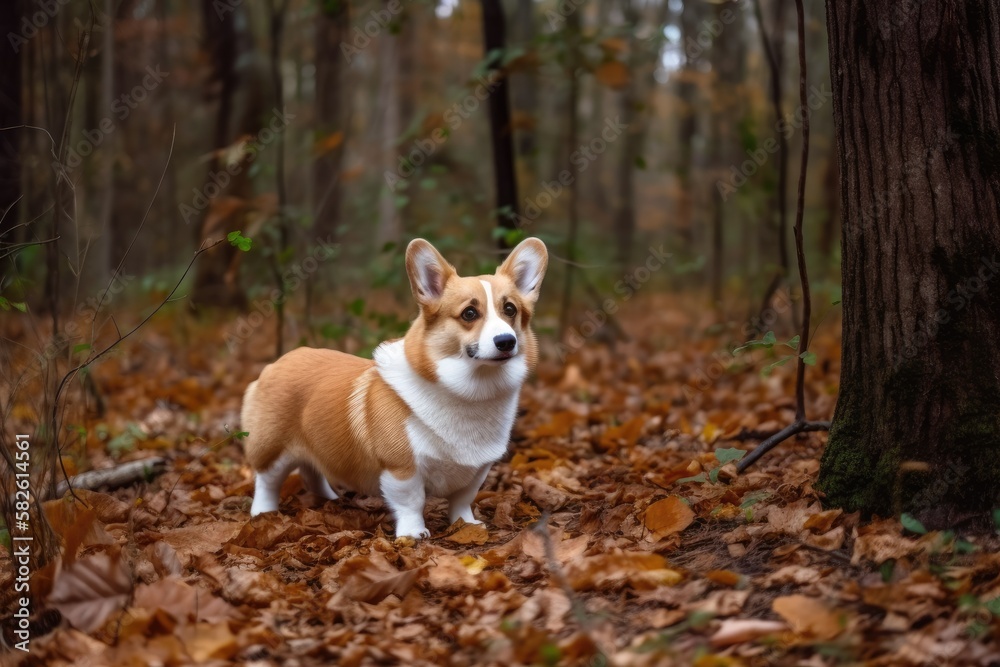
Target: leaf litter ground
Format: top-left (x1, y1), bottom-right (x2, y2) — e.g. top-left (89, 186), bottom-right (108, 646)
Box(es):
top-left (2, 295), bottom-right (999, 666)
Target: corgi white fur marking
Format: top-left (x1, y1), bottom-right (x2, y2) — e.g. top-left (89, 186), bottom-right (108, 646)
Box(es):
top-left (241, 237), bottom-right (548, 539)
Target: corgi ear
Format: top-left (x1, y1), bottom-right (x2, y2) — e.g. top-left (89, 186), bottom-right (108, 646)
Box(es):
top-left (499, 237), bottom-right (548, 302)
top-left (406, 239), bottom-right (455, 309)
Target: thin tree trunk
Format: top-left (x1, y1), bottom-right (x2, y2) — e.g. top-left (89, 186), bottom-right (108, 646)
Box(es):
top-left (312, 0), bottom-right (349, 240)
top-left (819, 0), bottom-right (1000, 527)
top-left (375, 29), bottom-right (401, 248)
top-left (0, 0), bottom-right (22, 253)
top-left (481, 0), bottom-right (519, 247)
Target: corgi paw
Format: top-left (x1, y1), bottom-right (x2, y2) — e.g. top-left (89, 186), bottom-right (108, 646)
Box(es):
top-left (395, 518), bottom-right (431, 540)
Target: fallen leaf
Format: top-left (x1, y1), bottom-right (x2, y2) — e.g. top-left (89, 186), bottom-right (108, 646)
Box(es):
top-left (645, 496), bottom-right (695, 538)
top-left (47, 551), bottom-right (132, 633)
top-left (710, 619), bottom-right (788, 647)
top-left (772, 595), bottom-right (844, 640)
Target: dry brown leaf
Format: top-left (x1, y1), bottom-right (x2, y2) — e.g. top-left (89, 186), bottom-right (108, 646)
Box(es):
top-left (523, 476), bottom-right (572, 511)
top-left (445, 522), bottom-right (490, 546)
top-left (47, 551), bottom-right (132, 633)
top-left (645, 496), bottom-right (695, 538)
top-left (133, 577), bottom-right (235, 623)
top-left (177, 622), bottom-right (239, 662)
top-left (772, 595), bottom-right (844, 640)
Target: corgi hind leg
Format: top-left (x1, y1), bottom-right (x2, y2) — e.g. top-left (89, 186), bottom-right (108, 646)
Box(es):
top-left (446, 464), bottom-right (490, 526)
top-left (299, 463), bottom-right (339, 501)
top-left (250, 452), bottom-right (297, 516)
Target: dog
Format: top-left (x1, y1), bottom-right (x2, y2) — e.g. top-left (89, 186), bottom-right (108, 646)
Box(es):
top-left (240, 237), bottom-right (547, 538)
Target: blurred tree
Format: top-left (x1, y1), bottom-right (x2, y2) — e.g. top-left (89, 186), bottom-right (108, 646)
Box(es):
top-left (481, 0), bottom-right (519, 248)
top-left (192, 0), bottom-right (267, 307)
top-left (375, 18), bottom-right (402, 248)
top-left (0, 0), bottom-right (22, 250)
top-left (819, 0), bottom-right (1000, 524)
top-left (673, 0), bottom-right (701, 253)
top-left (313, 0), bottom-right (350, 240)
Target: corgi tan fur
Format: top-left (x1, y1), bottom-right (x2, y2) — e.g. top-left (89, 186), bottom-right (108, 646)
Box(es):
top-left (241, 237), bottom-right (548, 538)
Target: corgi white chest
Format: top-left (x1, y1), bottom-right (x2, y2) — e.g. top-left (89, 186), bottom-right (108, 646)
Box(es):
top-left (374, 339), bottom-right (525, 495)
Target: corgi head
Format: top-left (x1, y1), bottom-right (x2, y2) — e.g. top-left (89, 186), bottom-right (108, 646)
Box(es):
top-left (402, 237), bottom-right (548, 394)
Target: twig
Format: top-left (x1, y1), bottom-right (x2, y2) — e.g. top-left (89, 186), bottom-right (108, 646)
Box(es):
top-left (751, 0), bottom-right (793, 331)
top-left (52, 457), bottom-right (167, 499)
top-left (738, 0), bottom-right (815, 473)
top-left (736, 420), bottom-right (830, 471)
top-left (49, 238), bottom-right (224, 498)
top-left (93, 126), bottom-right (177, 329)
top-left (728, 421), bottom-right (830, 442)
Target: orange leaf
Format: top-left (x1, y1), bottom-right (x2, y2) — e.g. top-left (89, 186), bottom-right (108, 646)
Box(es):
top-left (705, 570), bottom-right (743, 586)
top-left (314, 130), bottom-right (344, 156)
top-left (595, 61), bottom-right (630, 89)
top-left (772, 595), bottom-right (844, 640)
top-left (645, 496), bottom-right (695, 538)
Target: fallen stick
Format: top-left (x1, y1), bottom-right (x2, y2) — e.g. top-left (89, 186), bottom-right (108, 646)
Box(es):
top-left (54, 457), bottom-right (168, 498)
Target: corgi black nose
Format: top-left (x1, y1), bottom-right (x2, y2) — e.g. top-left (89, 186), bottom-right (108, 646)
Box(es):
top-left (493, 333), bottom-right (516, 353)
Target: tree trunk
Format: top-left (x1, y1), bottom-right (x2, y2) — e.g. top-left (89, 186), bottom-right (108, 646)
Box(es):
top-left (0, 0), bottom-right (21, 251)
top-left (312, 0), bottom-right (349, 240)
top-left (481, 0), bottom-right (519, 247)
top-left (191, 0), bottom-right (263, 308)
top-left (819, 0), bottom-right (1000, 526)
top-left (375, 28), bottom-right (401, 248)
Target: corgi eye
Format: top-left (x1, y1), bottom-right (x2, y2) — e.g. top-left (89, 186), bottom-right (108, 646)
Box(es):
top-left (461, 307), bottom-right (479, 322)
top-left (503, 302), bottom-right (517, 317)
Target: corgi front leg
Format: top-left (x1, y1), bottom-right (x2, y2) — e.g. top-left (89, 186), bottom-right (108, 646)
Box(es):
top-left (380, 469), bottom-right (430, 539)
top-left (447, 464), bottom-right (491, 526)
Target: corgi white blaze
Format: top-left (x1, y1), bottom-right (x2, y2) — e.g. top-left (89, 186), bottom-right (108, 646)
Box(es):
top-left (477, 279), bottom-right (518, 359)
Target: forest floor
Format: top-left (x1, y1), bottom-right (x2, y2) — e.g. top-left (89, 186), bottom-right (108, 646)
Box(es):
top-left (2, 294), bottom-right (1000, 666)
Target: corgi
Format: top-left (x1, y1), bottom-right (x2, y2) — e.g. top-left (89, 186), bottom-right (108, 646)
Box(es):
top-left (240, 237), bottom-right (548, 538)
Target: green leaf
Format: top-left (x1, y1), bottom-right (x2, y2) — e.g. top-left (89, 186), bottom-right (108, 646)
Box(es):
top-left (233, 431), bottom-right (250, 440)
top-left (954, 538), bottom-right (978, 555)
top-left (10, 301), bottom-right (27, 313)
top-left (900, 513), bottom-right (928, 535)
top-left (800, 351), bottom-right (818, 366)
top-left (709, 467), bottom-right (720, 483)
top-left (985, 597), bottom-right (1000, 616)
top-left (992, 508), bottom-right (1000, 531)
top-left (761, 355), bottom-right (792, 376)
top-left (880, 559), bottom-right (895, 582)
top-left (73, 343), bottom-right (92, 354)
top-left (228, 230), bottom-right (252, 252)
top-left (0, 526), bottom-right (10, 551)
top-left (762, 331), bottom-right (777, 345)
top-left (714, 447), bottom-right (747, 465)
top-left (0, 296), bottom-right (8, 310)
top-left (634, 155), bottom-right (647, 170)
top-left (348, 298), bottom-right (365, 316)
top-left (676, 473), bottom-right (707, 485)
top-left (739, 491), bottom-right (770, 509)
top-left (785, 335), bottom-right (800, 349)
top-left (832, 299), bottom-right (842, 305)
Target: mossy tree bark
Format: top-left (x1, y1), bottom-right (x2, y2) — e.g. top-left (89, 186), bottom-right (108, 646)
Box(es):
top-left (819, 0), bottom-right (1000, 527)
